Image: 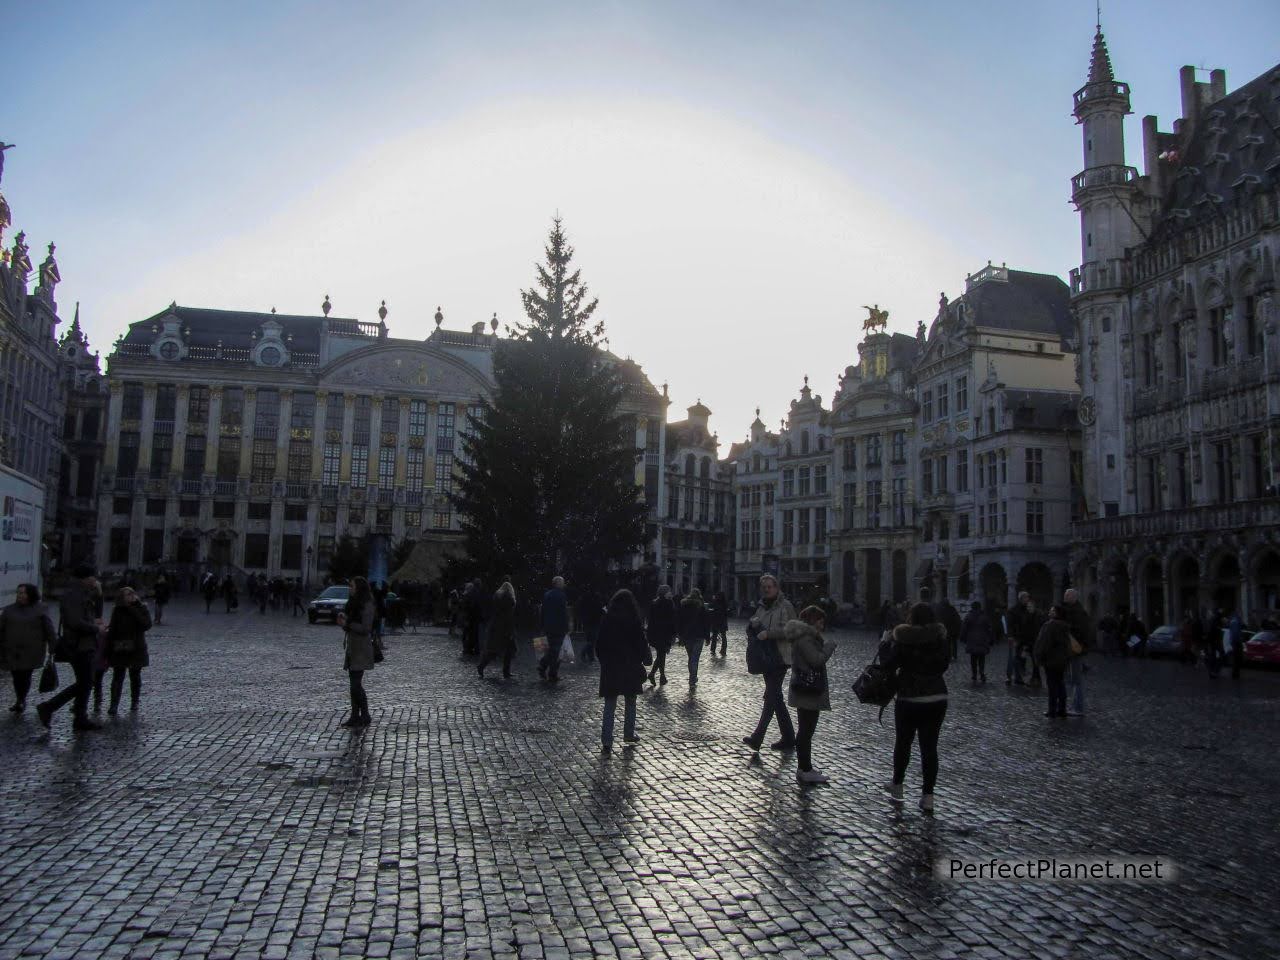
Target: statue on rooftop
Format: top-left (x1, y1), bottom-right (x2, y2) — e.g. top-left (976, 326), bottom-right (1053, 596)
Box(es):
top-left (861, 304), bottom-right (889, 333)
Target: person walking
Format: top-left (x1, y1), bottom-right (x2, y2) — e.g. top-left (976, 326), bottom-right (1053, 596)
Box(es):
top-left (538, 576), bottom-right (570, 683)
top-left (1228, 609), bottom-right (1244, 680)
top-left (786, 605), bottom-right (837, 785)
top-left (882, 603), bottom-right (950, 813)
top-left (596, 589), bottom-right (649, 752)
top-left (1034, 605), bottom-right (1073, 719)
top-left (202, 573), bottom-right (217, 614)
top-left (646, 585), bottom-right (676, 686)
top-left (1205, 608), bottom-right (1226, 679)
top-left (336, 576), bottom-right (376, 728)
top-left (1007, 591), bottom-right (1042, 686)
top-left (221, 574), bottom-right (238, 613)
top-left (742, 574), bottom-right (798, 753)
top-left (478, 581), bottom-right (517, 679)
top-left (105, 586), bottom-right (153, 715)
top-left (677, 588), bottom-right (711, 687)
top-left (1061, 588), bottom-right (1094, 716)
top-left (153, 574), bottom-right (171, 626)
top-left (709, 591), bottom-right (729, 657)
top-left (933, 596), bottom-right (962, 663)
top-left (0, 583), bottom-right (55, 715)
top-left (36, 565), bottom-right (105, 732)
top-left (960, 600), bottom-right (995, 683)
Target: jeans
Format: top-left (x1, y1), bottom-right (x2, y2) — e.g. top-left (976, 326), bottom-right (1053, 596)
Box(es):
top-left (580, 625), bottom-right (597, 664)
top-left (892, 699), bottom-right (947, 794)
top-left (602, 693), bottom-right (636, 746)
top-left (686, 638), bottom-right (704, 684)
top-left (42, 650), bottom-right (94, 721)
top-left (970, 653), bottom-right (987, 680)
top-left (348, 670), bottom-right (369, 718)
top-left (795, 708), bottom-right (820, 772)
top-left (648, 647), bottom-right (668, 683)
top-left (1045, 667), bottom-right (1067, 716)
top-left (749, 668), bottom-right (794, 746)
top-left (1067, 656), bottom-right (1085, 714)
top-left (110, 666), bottom-right (143, 710)
top-left (10, 668), bottom-right (33, 704)
top-left (1006, 641), bottom-right (1024, 682)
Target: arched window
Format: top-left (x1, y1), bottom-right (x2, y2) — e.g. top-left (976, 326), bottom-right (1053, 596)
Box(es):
top-left (752, 453), bottom-right (762, 472)
top-left (684, 453), bottom-right (696, 476)
top-left (700, 458), bottom-right (710, 479)
top-left (1166, 298), bottom-right (1185, 379)
top-left (1206, 284), bottom-right (1230, 367)
top-left (801, 432), bottom-right (810, 454)
top-left (784, 441), bottom-right (793, 457)
top-left (817, 435), bottom-right (826, 452)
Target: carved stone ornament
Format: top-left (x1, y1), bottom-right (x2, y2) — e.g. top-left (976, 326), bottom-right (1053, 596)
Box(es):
top-left (1078, 396), bottom-right (1097, 426)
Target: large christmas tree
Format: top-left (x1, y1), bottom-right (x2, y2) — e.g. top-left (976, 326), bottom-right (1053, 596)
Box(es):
top-left (454, 219), bottom-right (648, 594)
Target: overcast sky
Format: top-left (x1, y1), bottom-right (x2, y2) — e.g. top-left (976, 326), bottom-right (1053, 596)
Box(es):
top-left (5, 1), bottom-right (1277, 442)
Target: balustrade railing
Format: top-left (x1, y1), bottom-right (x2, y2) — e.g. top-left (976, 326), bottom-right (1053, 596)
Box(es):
top-left (1073, 498), bottom-right (1280, 542)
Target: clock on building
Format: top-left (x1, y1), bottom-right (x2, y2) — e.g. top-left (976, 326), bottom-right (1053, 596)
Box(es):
top-left (259, 345), bottom-right (282, 367)
top-left (159, 340), bottom-right (180, 360)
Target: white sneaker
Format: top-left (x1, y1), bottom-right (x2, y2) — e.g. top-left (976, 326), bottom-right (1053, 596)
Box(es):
top-left (919, 793), bottom-right (935, 813)
top-left (797, 769), bottom-right (829, 784)
top-left (886, 782), bottom-right (904, 802)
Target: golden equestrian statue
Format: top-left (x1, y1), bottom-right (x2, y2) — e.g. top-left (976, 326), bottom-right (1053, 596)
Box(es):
top-left (861, 304), bottom-right (889, 333)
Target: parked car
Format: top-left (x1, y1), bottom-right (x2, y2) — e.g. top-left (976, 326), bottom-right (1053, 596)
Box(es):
top-left (1145, 625), bottom-right (1180, 657)
top-left (1222, 626), bottom-right (1255, 657)
top-left (1243, 630), bottom-right (1280, 666)
top-left (308, 585), bottom-right (350, 623)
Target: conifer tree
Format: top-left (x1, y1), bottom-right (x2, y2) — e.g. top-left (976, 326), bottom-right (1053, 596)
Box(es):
top-left (454, 219), bottom-right (648, 592)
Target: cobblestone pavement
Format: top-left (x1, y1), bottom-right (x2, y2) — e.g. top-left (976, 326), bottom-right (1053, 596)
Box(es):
top-left (2, 599), bottom-right (1279, 960)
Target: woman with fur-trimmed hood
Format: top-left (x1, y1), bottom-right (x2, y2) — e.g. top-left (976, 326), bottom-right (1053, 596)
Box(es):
top-left (785, 606), bottom-right (838, 785)
top-left (880, 601), bottom-right (950, 813)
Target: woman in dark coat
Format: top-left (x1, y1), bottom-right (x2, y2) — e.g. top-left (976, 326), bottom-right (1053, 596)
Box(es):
top-left (0, 583), bottom-right (56, 714)
top-left (153, 575), bottom-right (171, 626)
top-left (479, 581), bottom-right (517, 679)
top-left (337, 577), bottom-right (376, 728)
top-left (646, 585), bottom-right (676, 686)
top-left (959, 600), bottom-right (995, 683)
top-left (881, 602), bottom-right (950, 813)
top-left (596, 589), bottom-right (650, 752)
top-left (105, 586), bottom-right (153, 714)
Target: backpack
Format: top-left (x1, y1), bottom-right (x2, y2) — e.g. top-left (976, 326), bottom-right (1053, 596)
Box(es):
top-left (852, 651), bottom-right (897, 722)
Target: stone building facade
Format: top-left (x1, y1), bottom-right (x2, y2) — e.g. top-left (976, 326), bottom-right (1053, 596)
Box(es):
top-left (97, 302), bottom-right (666, 586)
top-left (914, 266), bottom-right (1080, 613)
top-left (725, 412), bottom-right (781, 608)
top-left (0, 159), bottom-right (71, 570)
top-left (55, 309), bottom-right (108, 568)
top-left (829, 331), bottom-right (921, 613)
top-left (660, 401), bottom-right (733, 596)
top-left (1068, 30), bottom-right (1280, 624)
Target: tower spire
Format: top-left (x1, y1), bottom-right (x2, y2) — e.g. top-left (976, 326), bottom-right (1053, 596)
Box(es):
top-left (1087, 20), bottom-right (1115, 85)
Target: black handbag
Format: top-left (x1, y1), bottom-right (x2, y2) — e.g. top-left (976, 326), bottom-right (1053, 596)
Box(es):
top-left (792, 664), bottom-right (828, 695)
top-left (38, 659), bottom-right (59, 693)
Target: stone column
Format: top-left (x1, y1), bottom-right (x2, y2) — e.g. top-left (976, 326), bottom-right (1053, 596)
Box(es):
top-left (203, 387), bottom-right (223, 475)
top-left (172, 385), bottom-right (190, 481)
top-left (369, 394), bottom-right (384, 491)
top-left (339, 393), bottom-right (355, 481)
top-left (137, 383), bottom-right (158, 479)
top-left (394, 398), bottom-right (410, 485)
top-left (312, 390), bottom-right (329, 483)
top-left (103, 382), bottom-right (124, 473)
top-left (275, 390), bottom-right (294, 481)
top-left (238, 387), bottom-right (258, 479)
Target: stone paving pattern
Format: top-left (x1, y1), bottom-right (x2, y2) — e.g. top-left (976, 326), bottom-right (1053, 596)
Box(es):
top-left (1, 599), bottom-right (1278, 959)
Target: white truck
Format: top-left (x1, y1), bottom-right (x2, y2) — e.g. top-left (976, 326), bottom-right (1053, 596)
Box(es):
top-left (0, 463), bottom-right (44, 598)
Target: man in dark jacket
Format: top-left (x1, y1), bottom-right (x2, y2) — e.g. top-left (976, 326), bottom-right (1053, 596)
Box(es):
top-left (539, 576), bottom-right (570, 682)
top-left (1061, 588), bottom-right (1094, 715)
top-left (933, 598), bottom-right (963, 662)
top-left (37, 565), bottom-right (105, 731)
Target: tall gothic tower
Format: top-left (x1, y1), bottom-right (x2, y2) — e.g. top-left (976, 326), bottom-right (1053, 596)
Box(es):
top-left (1070, 24), bottom-right (1139, 518)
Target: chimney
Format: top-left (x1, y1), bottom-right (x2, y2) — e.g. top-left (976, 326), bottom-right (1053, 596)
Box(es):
top-left (1209, 68), bottom-right (1227, 105)
top-left (1179, 66), bottom-right (1198, 124)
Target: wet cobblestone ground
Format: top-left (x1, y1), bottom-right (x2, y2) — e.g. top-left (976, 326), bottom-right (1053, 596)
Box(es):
top-left (2, 598), bottom-right (1279, 959)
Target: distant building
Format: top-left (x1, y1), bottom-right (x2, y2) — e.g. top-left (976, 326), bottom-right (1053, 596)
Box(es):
top-left (913, 266), bottom-right (1080, 613)
top-left (97, 302), bottom-right (665, 585)
top-left (725, 410), bottom-right (780, 607)
top-left (1068, 29), bottom-right (1280, 623)
top-left (55, 308), bottom-right (107, 569)
top-left (660, 400), bottom-right (733, 596)
top-left (829, 330), bottom-right (921, 613)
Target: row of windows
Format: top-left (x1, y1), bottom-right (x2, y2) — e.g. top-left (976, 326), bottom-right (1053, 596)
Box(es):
top-left (839, 431), bottom-right (907, 470)
top-left (920, 376), bottom-right (968, 422)
top-left (1140, 434), bottom-right (1269, 511)
top-left (1136, 297), bottom-right (1263, 387)
top-left (781, 464), bottom-right (828, 497)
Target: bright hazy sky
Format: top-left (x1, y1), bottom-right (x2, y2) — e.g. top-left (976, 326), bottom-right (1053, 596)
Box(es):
top-left (5, 1), bottom-right (1277, 443)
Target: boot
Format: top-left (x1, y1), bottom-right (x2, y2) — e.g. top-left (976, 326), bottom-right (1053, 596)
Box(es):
top-left (341, 712), bottom-right (362, 728)
top-left (358, 710), bottom-right (372, 726)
